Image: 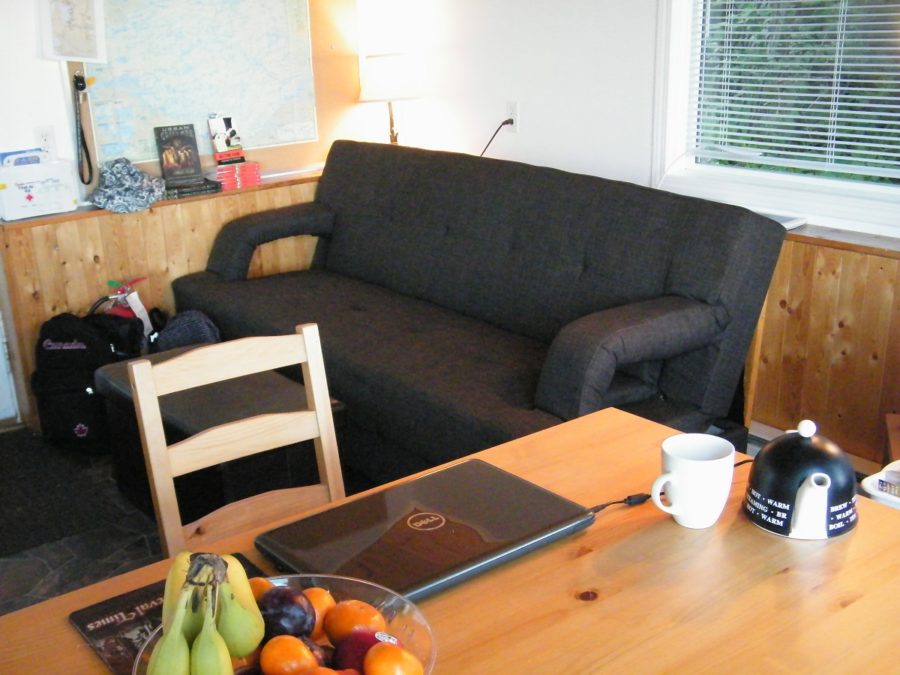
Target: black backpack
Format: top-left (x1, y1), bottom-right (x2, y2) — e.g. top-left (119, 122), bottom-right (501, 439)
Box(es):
top-left (31, 312), bottom-right (143, 451)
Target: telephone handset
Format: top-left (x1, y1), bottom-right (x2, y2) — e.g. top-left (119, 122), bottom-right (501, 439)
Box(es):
top-left (73, 71), bottom-right (93, 185)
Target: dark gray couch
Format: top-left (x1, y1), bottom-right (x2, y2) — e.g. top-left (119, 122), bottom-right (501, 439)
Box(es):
top-left (173, 140), bottom-right (784, 488)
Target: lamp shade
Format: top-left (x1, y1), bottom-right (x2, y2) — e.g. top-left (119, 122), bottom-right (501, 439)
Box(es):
top-left (359, 52), bottom-right (420, 102)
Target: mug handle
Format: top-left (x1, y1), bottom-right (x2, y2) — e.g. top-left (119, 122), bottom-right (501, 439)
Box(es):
top-left (651, 472), bottom-right (679, 515)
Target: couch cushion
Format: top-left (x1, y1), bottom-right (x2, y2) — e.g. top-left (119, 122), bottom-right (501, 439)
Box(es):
top-left (174, 269), bottom-right (562, 466)
top-left (315, 141), bottom-right (683, 343)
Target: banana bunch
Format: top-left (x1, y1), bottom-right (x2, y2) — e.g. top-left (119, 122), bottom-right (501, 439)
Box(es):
top-left (148, 552), bottom-right (265, 675)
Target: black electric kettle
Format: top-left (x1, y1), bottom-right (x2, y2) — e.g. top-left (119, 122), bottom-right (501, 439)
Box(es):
top-left (743, 420), bottom-right (857, 539)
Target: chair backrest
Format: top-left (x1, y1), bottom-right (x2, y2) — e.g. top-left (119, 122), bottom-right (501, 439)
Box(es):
top-left (128, 323), bottom-right (344, 556)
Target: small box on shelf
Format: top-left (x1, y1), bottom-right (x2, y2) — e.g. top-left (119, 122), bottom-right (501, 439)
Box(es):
top-left (208, 114), bottom-right (246, 165)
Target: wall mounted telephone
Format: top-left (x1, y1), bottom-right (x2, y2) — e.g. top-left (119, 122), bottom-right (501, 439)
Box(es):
top-left (72, 71), bottom-right (93, 185)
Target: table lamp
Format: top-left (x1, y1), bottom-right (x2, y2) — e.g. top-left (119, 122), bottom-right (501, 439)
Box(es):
top-left (359, 52), bottom-right (419, 144)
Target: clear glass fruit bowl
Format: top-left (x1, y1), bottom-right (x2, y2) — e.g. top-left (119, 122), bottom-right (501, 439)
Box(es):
top-left (133, 573), bottom-right (436, 674)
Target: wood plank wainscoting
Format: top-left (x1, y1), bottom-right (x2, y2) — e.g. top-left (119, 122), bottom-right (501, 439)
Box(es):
top-left (2, 184), bottom-right (897, 466)
top-left (0, 176), bottom-right (320, 427)
top-left (745, 226), bottom-right (900, 467)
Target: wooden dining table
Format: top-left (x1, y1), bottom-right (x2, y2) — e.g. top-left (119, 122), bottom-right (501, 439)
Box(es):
top-left (2, 408), bottom-right (898, 673)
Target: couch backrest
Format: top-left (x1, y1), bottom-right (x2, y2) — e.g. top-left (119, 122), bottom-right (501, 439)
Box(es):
top-left (318, 142), bottom-right (683, 343)
top-left (315, 141), bottom-right (784, 414)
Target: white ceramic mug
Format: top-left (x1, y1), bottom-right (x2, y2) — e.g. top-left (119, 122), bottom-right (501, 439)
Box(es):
top-left (651, 433), bottom-right (735, 529)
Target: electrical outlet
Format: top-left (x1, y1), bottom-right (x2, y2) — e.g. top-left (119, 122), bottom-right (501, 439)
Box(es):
top-left (505, 101), bottom-right (518, 133)
top-left (35, 126), bottom-right (57, 158)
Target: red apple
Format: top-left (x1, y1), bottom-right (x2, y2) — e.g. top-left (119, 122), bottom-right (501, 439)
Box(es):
top-left (332, 630), bottom-right (398, 672)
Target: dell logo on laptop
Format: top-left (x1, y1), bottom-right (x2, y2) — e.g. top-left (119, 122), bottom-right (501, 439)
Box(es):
top-left (407, 512), bottom-right (446, 531)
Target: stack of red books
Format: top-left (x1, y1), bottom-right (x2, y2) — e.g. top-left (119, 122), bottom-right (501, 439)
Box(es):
top-left (214, 161), bottom-right (262, 191)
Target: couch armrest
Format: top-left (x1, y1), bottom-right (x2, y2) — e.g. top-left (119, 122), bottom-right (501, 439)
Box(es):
top-left (535, 296), bottom-right (728, 420)
top-left (206, 202), bottom-right (335, 280)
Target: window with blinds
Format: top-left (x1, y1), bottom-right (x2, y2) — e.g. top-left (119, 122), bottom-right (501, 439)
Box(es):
top-left (691, 0), bottom-right (900, 184)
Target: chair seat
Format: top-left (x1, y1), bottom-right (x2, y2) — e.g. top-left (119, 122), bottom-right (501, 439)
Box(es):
top-left (183, 484), bottom-right (330, 549)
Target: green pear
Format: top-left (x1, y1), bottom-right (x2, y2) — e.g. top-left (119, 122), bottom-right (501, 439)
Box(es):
top-left (216, 580), bottom-right (266, 658)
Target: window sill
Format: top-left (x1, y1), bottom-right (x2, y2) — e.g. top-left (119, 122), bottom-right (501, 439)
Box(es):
top-left (657, 163), bottom-right (900, 240)
top-left (787, 224), bottom-right (900, 261)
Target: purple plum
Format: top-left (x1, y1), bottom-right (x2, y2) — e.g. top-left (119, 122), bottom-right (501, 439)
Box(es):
top-left (258, 585), bottom-right (316, 639)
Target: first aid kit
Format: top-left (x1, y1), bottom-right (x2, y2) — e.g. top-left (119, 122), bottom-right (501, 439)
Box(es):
top-left (0, 151), bottom-right (79, 221)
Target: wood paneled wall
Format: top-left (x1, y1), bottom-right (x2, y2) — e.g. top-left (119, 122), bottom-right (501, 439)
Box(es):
top-left (747, 227), bottom-right (900, 464)
top-left (1, 177), bottom-right (319, 423)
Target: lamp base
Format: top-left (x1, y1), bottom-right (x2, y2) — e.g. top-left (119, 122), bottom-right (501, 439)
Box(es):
top-left (388, 100), bottom-right (398, 144)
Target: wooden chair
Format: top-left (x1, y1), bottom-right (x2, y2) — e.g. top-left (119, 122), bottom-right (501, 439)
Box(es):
top-left (128, 323), bottom-right (345, 557)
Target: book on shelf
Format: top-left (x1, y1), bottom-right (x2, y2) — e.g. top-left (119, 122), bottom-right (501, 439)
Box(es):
top-left (217, 178), bottom-right (262, 191)
top-left (213, 160), bottom-right (260, 176)
top-left (211, 160), bottom-right (262, 191)
top-left (164, 177), bottom-right (222, 200)
top-left (154, 124), bottom-right (204, 187)
top-left (213, 148), bottom-right (245, 165)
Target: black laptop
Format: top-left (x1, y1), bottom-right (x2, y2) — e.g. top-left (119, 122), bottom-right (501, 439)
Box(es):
top-left (254, 459), bottom-right (595, 601)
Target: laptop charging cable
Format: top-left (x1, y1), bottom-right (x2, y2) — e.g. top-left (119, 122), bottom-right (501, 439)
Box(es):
top-left (590, 492), bottom-right (652, 514)
top-left (589, 459), bottom-right (754, 514)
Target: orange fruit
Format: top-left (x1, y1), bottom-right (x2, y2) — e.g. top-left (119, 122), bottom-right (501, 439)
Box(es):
top-left (304, 587), bottom-right (337, 640)
top-left (363, 642), bottom-right (424, 675)
top-left (249, 576), bottom-right (275, 602)
top-left (259, 634), bottom-right (319, 675)
top-left (323, 599), bottom-right (387, 645)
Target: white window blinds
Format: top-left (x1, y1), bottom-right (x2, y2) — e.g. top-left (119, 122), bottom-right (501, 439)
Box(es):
top-left (691, 0), bottom-right (900, 183)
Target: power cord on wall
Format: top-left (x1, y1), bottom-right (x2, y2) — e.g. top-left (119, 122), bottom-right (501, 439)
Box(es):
top-left (480, 118), bottom-right (514, 157)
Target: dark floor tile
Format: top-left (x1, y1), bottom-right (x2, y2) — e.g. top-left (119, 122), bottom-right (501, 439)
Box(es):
top-left (0, 592), bottom-right (46, 616)
top-left (0, 534), bottom-right (163, 616)
top-left (0, 440), bottom-right (160, 617)
top-left (0, 553), bottom-right (51, 603)
top-left (64, 524), bottom-right (144, 560)
top-left (34, 556), bottom-right (124, 600)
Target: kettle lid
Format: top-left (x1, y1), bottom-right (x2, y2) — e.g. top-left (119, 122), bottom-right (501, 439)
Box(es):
top-left (743, 420), bottom-right (857, 539)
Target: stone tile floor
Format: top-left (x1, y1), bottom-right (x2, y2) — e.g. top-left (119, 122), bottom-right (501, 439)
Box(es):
top-left (0, 449), bottom-right (162, 617)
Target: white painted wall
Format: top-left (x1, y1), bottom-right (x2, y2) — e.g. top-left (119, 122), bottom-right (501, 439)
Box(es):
top-left (355, 0), bottom-right (661, 186)
top-left (0, 0), bottom-right (80, 422)
top-left (2, 0), bottom-right (660, 183)
top-left (0, 0), bottom-right (77, 160)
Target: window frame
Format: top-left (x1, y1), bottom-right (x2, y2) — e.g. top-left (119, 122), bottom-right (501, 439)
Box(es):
top-left (653, 0), bottom-right (900, 238)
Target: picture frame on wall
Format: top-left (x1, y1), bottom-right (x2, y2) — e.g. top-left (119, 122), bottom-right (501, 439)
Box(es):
top-left (39, 0), bottom-right (107, 63)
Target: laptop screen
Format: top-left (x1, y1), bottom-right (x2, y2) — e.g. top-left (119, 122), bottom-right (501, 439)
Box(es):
top-left (255, 459), bottom-right (595, 600)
